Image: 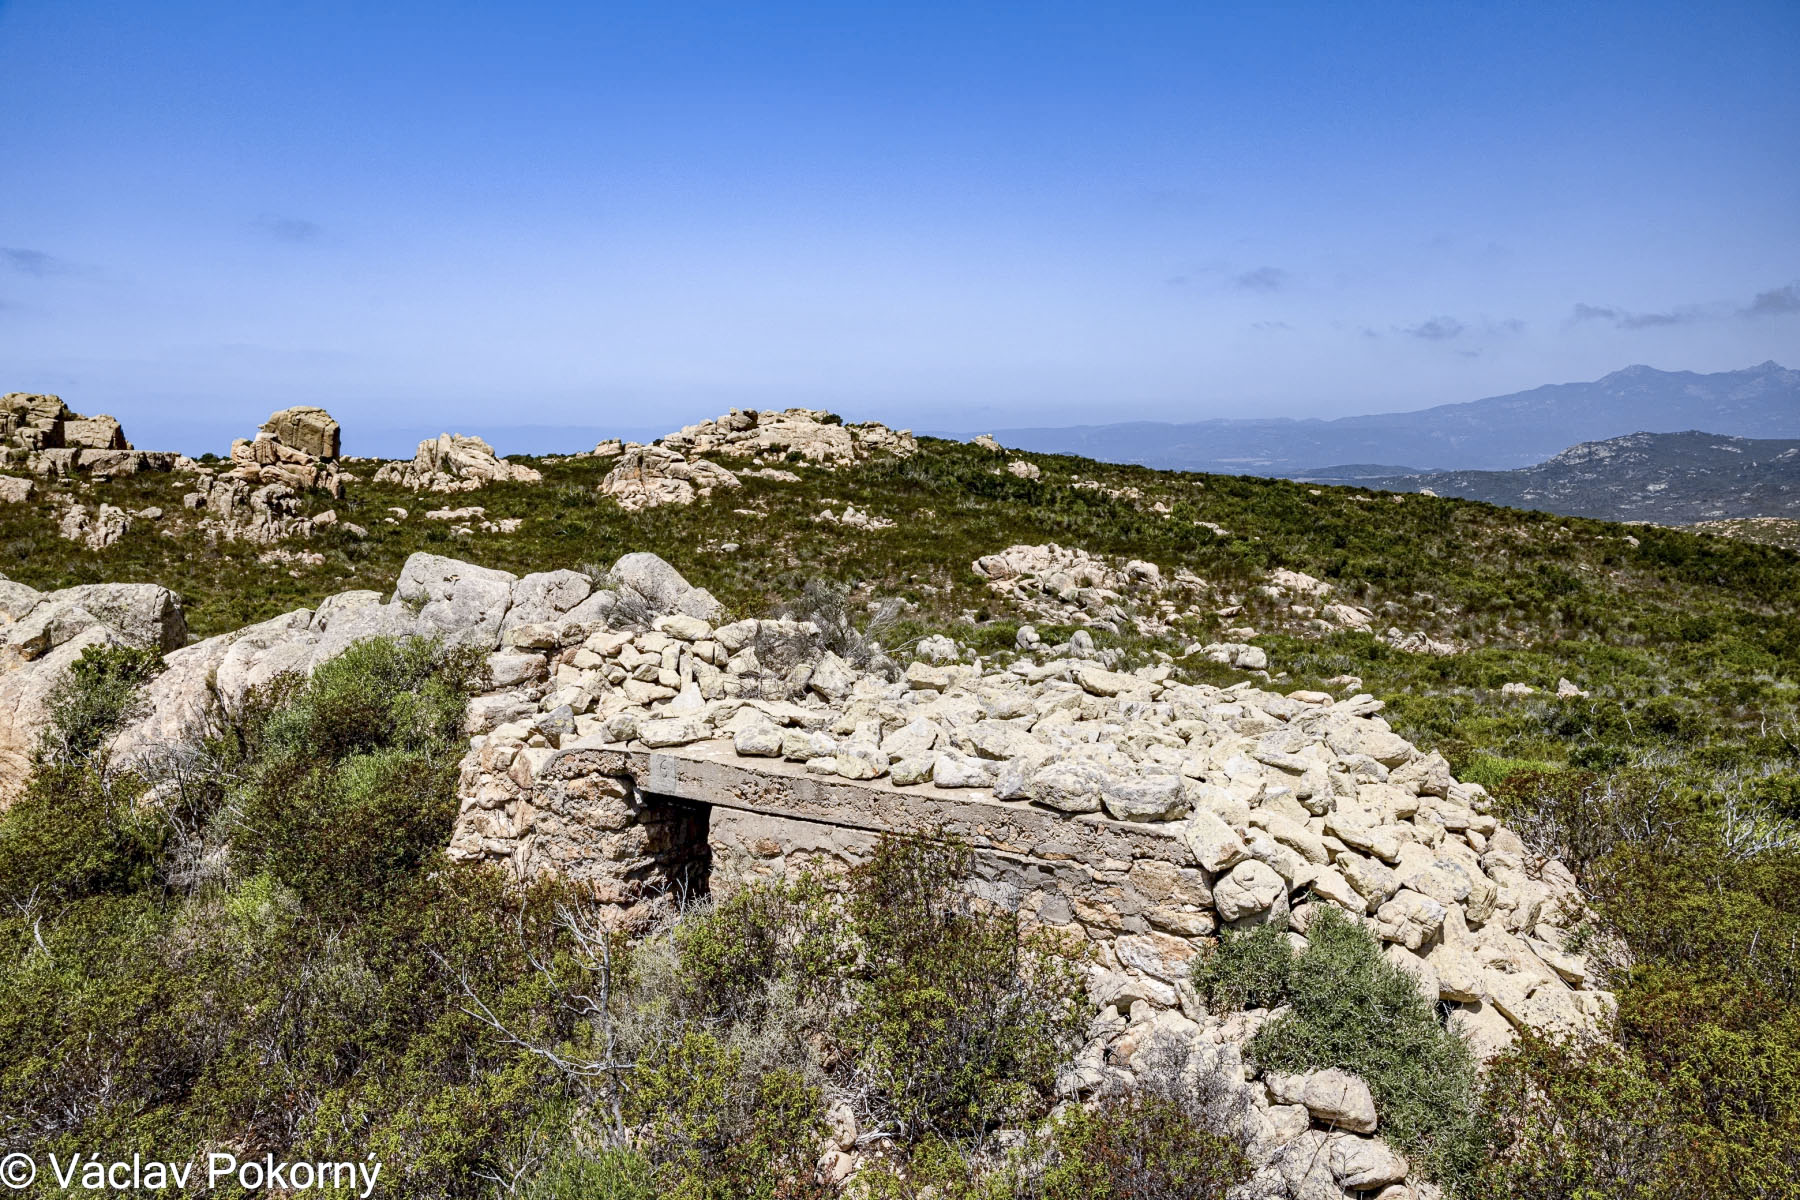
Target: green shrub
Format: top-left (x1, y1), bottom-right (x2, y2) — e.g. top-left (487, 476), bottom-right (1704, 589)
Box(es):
top-left (1195, 907), bottom-right (1480, 1187)
top-left (1190, 920), bottom-right (1293, 1011)
top-left (842, 833), bottom-right (1085, 1140)
top-left (1473, 1035), bottom-right (1674, 1200)
top-left (233, 635), bottom-right (482, 914)
top-left (672, 874), bottom-right (846, 1021)
top-left (626, 1030), bottom-right (826, 1200)
top-left (37, 641), bottom-right (163, 765)
top-left (0, 644), bottom-right (167, 902)
top-left (517, 1145), bottom-right (657, 1200)
top-left (1038, 1091), bottom-right (1249, 1200)
top-left (0, 765), bottom-right (160, 903)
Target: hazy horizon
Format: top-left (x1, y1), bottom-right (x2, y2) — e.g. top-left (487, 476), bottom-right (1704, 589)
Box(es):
top-left (3, 1), bottom-right (1797, 452)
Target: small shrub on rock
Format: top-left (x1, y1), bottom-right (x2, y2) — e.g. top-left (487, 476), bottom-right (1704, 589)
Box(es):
top-left (1194, 905), bottom-right (1481, 1187)
top-left (38, 641), bottom-right (163, 765)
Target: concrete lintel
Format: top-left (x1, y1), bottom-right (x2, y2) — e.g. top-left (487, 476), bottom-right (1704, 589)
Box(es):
top-left (624, 739), bottom-right (1195, 873)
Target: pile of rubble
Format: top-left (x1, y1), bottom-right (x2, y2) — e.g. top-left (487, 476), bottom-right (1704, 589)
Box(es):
top-left (374, 433), bottom-right (542, 492)
top-left (972, 543), bottom-right (1206, 635)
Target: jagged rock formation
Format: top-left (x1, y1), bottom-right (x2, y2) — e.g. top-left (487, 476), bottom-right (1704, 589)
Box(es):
top-left (57, 503), bottom-right (132, 549)
top-left (374, 433), bottom-right (543, 492)
top-left (256, 405), bottom-right (340, 459)
top-left (1, 393), bottom-right (126, 455)
top-left (594, 409), bottom-right (915, 510)
top-left (226, 407), bottom-right (344, 496)
top-left (660, 408), bottom-right (916, 465)
top-left (0, 573), bottom-right (187, 805)
top-left (180, 475), bottom-right (336, 545)
top-left (175, 407), bottom-right (347, 543)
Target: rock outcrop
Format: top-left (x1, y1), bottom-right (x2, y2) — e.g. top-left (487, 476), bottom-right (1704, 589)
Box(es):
top-left (0, 574), bottom-right (188, 805)
top-left (973, 543), bottom-right (1205, 635)
top-left (256, 406), bottom-right (340, 460)
top-left (176, 407), bottom-right (347, 542)
top-left (57, 503), bottom-right (132, 549)
top-left (659, 408), bottom-right (916, 465)
top-left (374, 433), bottom-right (543, 492)
top-left (1, 393), bottom-right (127, 456)
top-left (1, 393), bottom-right (177, 478)
top-left (598, 444), bottom-right (741, 511)
top-left (593, 409), bottom-right (915, 510)
top-left (180, 475), bottom-right (337, 545)
top-left (226, 407), bottom-right (344, 496)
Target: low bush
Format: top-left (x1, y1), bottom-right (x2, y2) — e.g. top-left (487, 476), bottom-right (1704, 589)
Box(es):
top-left (231, 636), bottom-right (485, 915)
top-left (842, 834), bottom-right (1086, 1141)
top-left (1037, 1091), bottom-right (1249, 1200)
top-left (627, 1031), bottom-right (826, 1200)
top-left (37, 641), bottom-right (163, 766)
top-left (1473, 1034), bottom-right (1675, 1200)
top-left (1193, 906), bottom-right (1480, 1188)
top-left (516, 1145), bottom-right (657, 1200)
top-left (1189, 920), bottom-right (1293, 1012)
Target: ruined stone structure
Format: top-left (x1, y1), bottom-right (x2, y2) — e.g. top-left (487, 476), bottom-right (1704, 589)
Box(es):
top-left (2, 548), bottom-right (1612, 1198)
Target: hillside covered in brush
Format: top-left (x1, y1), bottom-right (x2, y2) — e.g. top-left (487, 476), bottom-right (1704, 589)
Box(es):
top-left (2, 402), bottom-right (1798, 1198)
top-left (1345, 430), bottom-right (1800, 524)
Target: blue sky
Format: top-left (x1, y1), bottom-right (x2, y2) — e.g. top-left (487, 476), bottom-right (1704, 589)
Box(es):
top-left (2, 0), bottom-right (1796, 455)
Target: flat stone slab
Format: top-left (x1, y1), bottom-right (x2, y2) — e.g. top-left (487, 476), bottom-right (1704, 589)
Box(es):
top-left (548, 736), bottom-right (1194, 874)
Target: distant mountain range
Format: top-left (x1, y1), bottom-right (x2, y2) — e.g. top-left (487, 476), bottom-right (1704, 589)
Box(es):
top-left (978, 362), bottom-right (1800, 475)
top-left (1324, 431), bottom-right (1800, 524)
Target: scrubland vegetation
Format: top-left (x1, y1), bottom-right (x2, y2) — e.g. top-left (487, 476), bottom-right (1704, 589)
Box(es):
top-left (2, 436), bottom-right (1798, 1196)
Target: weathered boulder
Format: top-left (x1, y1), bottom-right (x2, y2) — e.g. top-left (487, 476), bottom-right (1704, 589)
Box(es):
top-left (392, 554), bottom-right (517, 648)
top-left (608, 552), bottom-right (714, 617)
top-left (0, 579), bottom-right (188, 804)
top-left (259, 406), bottom-right (340, 459)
